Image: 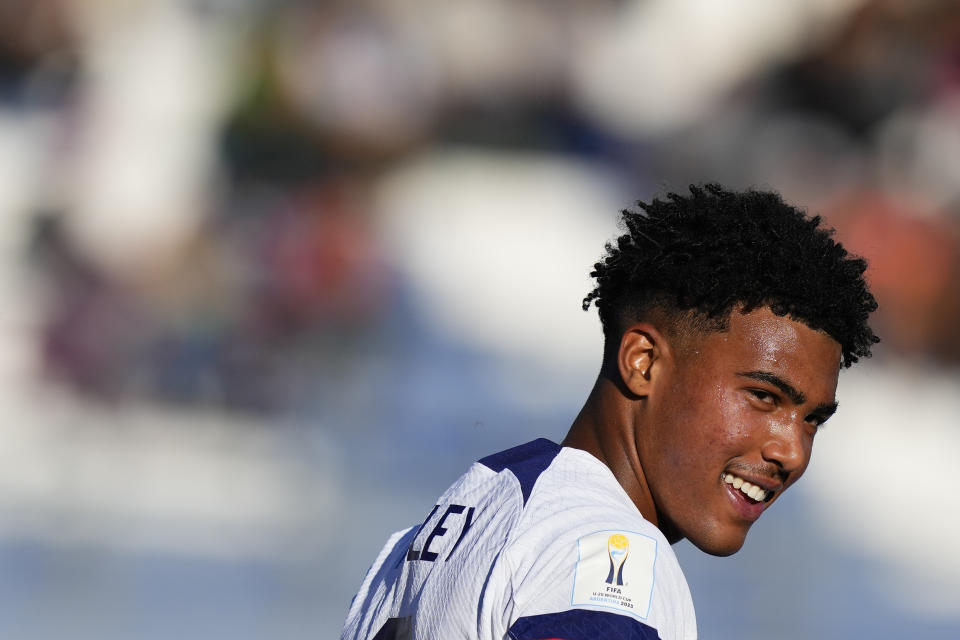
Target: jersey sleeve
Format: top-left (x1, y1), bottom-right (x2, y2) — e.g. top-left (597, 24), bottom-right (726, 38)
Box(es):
top-left (503, 521), bottom-right (696, 640)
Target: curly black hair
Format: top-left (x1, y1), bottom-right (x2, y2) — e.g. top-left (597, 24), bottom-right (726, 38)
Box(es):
top-left (583, 184), bottom-right (879, 367)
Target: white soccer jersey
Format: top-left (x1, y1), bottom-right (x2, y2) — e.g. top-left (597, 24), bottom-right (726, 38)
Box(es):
top-left (341, 439), bottom-right (697, 640)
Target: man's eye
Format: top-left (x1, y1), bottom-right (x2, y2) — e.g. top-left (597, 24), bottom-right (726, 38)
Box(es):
top-left (749, 389), bottom-right (775, 403)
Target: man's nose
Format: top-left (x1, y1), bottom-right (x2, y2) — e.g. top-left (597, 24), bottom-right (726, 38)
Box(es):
top-left (760, 418), bottom-right (809, 476)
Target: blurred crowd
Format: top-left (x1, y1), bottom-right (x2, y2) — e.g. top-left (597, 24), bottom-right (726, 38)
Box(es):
top-left (3, 0), bottom-right (959, 414)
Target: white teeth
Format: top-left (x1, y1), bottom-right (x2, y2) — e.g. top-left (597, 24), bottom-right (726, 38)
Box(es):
top-left (723, 473), bottom-right (768, 502)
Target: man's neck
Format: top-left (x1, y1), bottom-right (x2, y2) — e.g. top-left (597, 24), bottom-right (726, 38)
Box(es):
top-left (562, 374), bottom-right (667, 538)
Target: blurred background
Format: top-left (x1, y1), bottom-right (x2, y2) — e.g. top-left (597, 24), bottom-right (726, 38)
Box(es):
top-left (0, 0), bottom-right (958, 638)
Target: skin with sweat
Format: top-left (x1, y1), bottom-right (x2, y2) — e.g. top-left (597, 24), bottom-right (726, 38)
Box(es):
top-left (564, 306), bottom-right (842, 556)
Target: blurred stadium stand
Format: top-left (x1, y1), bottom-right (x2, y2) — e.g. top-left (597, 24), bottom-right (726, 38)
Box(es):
top-left (0, 0), bottom-right (958, 638)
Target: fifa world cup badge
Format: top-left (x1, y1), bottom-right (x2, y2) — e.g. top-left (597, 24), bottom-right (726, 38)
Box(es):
top-left (571, 530), bottom-right (657, 620)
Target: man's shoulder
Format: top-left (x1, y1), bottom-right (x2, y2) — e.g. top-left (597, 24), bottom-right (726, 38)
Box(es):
top-left (429, 438), bottom-right (665, 564)
top-left (512, 444), bottom-right (662, 541)
top-left (464, 439), bottom-right (651, 526)
top-left (418, 438), bottom-right (564, 521)
top-left (496, 446), bottom-right (693, 637)
top-left (429, 438), bottom-right (668, 545)
top-left (474, 437), bottom-right (564, 505)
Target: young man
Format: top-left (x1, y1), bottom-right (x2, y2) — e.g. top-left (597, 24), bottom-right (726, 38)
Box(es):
top-left (341, 184), bottom-right (879, 640)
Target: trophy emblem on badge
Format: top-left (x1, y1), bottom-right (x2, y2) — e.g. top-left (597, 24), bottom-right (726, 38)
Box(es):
top-left (606, 534), bottom-right (629, 586)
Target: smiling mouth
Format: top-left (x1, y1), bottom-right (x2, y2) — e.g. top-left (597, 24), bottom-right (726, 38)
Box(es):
top-left (722, 473), bottom-right (773, 503)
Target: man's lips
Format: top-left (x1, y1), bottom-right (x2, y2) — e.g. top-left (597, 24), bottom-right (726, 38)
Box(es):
top-left (722, 471), bottom-right (780, 503)
top-left (721, 471), bottom-right (782, 521)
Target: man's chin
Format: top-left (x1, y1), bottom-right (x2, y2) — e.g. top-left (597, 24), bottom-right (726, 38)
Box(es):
top-left (687, 530), bottom-right (748, 557)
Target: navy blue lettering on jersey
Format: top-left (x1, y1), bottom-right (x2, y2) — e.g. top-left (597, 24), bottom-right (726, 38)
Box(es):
top-left (420, 504), bottom-right (464, 561)
top-left (407, 503), bottom-right (476, 563)
top-left (406, 504), bottom-right (440, 561)
top-left (508, 609), bottom-right (663, 640)
top-left (477, 439), bottom-right (562, 505)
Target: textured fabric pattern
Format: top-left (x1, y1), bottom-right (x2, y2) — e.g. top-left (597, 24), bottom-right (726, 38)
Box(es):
top-left (509, 609), bottom-right (663, 640)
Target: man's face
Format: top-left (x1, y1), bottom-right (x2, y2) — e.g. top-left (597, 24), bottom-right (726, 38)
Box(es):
top-left (639, 306), bottom-right (842, 556)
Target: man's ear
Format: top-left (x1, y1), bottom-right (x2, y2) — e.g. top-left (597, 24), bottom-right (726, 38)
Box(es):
top-left (617, 324), bottom-right (669, 397)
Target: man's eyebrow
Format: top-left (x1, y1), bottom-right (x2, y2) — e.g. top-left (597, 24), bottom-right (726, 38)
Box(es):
top-left (737, 370), bottom-right (840, 417)
top-left (737, 371), bottom-right (805, 403)
top-left (811, 402), bottom-right (839, 421)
